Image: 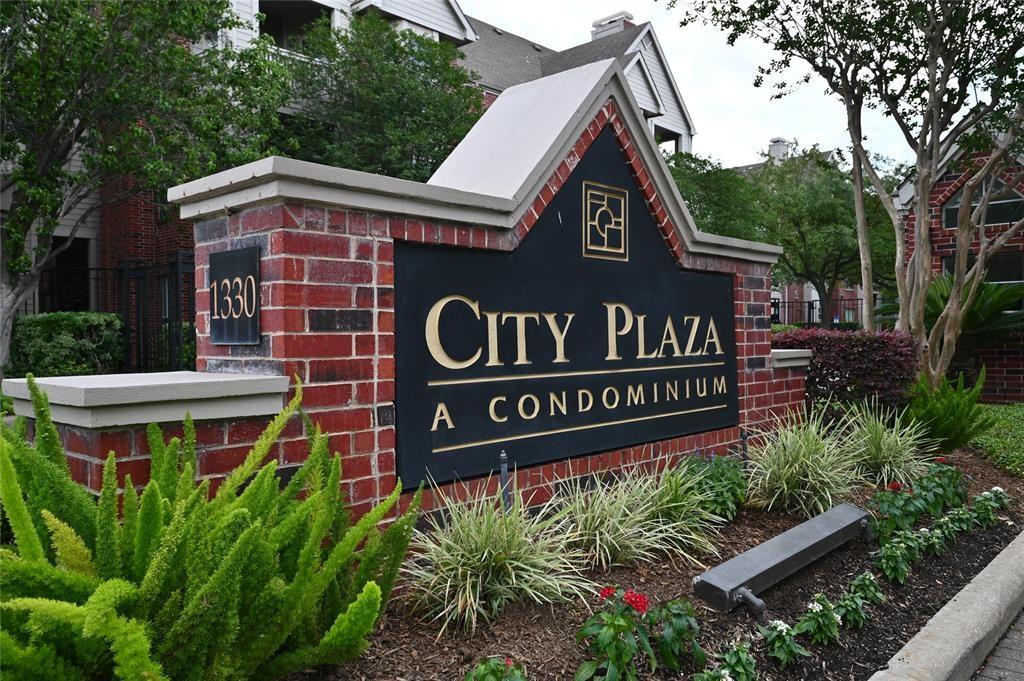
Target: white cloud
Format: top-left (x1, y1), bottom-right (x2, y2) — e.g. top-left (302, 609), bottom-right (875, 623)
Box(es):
top-left (457, 0), bottom-right (910, 168)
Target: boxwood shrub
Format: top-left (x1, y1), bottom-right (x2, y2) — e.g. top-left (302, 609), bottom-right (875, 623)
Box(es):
top-left (6, 312), bottom-right (123, 378)
top-left (772, 328), bottom-right (919, 410)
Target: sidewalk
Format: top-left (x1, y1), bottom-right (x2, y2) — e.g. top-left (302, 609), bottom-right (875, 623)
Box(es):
top-left (974, 608), bottom-right (1024, 680)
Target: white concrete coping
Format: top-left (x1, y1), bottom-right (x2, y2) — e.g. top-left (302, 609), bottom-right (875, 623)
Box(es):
top-left (770, 348), bottom-right (813, 369)
top-left (2, 371), bottom-right (289, 429)
top-left (168, 60), bottom-right (783, 266)
top-left (869, 526), bottom-right (1024, 681)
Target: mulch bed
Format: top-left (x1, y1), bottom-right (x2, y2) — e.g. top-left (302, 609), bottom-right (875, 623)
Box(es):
top-left (297, 449), bottom-right (1024, 681)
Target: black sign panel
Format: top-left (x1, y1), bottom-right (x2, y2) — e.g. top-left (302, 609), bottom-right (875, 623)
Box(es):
top-left (395, 127), bottom-right (738, 486)
top-left (209, 246), bottom-right (261, 345)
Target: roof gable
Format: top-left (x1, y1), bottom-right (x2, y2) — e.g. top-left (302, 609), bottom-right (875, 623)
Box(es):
top-left (354, 0), bottom-right (477, 43)
top-left (428, 59), bottom-right (779, 263)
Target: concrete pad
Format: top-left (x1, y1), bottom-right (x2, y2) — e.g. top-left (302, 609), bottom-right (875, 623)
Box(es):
top-left (868, 527), bottom-right (1024, 681)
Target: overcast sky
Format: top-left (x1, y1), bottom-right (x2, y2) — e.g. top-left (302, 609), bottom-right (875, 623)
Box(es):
top-left (458, 0), bottom-right (910, 169)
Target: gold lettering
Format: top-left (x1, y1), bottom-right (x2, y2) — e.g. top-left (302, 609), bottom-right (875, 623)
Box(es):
top-left (542, 312), bottom-right (574, 364)
top-left (604, 302), bottom-right (633, 360)
top-left (696, 377), bottom-right (707, 398)
top-left (659, 317), bottom-right (682, 358)
top-left (683, 315), bottom-right (702, 356)
top-left (602, 387), bottom-right (620, 410)
top-left (518, 394), bottom-right (541, 420)
top-left (501, 312), bottom-right (540, 366)
top-left (431, 402), bottom-right (455, 431)
top-left (578, 389), bottom-right (594, 412)
top-left (666, 380), bottom-right (678, 401)
top-left (488, 396), bottom-right (508, 423)
top-left (549, 391), bottom-right (568, 416)
top-left (627, 384), bottom-right (645, 406)
top-left (714, 375), bottom-right (727, 395)
top-left (653, 382), bottom-right (659, 402)
top-left (484, 312), bottom-right (502, 366)
top-left (686, 378), bottom-right (691, 398)
top-left (635, 315), bottom-right (659, 359)
top-left (703, 317), bottom-right (723, 355)
top-left (425, 295), bottom-right (482, 370)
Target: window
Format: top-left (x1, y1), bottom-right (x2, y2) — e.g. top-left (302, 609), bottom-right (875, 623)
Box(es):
top-left (258, 0), bottom-right (331, 53)
top-left (942, 178), bottom-right (1024, 229)
top-left (942, 252), bottom-right (1024, 283)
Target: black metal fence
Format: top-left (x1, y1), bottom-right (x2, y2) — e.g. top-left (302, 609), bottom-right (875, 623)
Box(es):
top-left (771, 298), bottom-right (865, 328)
top-left (24, 253), bottom-right (196, 373)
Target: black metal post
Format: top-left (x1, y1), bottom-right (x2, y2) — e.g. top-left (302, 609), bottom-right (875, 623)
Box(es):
top-left (499, 449), bottom-right (510, 511)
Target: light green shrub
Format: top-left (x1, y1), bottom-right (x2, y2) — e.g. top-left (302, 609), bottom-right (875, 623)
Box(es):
top-left (747, 411), bottom-right (861, 518)
top-left (846, 401), bottom-right (934, 486)
top-left (904, 370), bottom-right (995, 452)
top-left (403, 482), bottom-right (591, 634)
top-left (0, 377), bottom-right (420, 680)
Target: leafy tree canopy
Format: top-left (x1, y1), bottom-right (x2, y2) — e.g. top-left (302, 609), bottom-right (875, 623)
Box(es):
top-left (0, 0), bottom-right (289, 369)
top-left (665, 152), bottom-right (763, 240)
top-left (281, 13), bottom-right (483, 182)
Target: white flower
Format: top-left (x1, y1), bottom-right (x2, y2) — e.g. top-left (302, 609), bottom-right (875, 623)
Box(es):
top-left (992, 486), bottom-right (1005, 494)
top-left (981, 491), bottom-right (993, 498)
top-left (834, 613), bottom-right (842, 624)
top-left (770, 620), bottom-right (790, 632)
top-left (719, 670), bottom-right (733, 681)
top-left (808, 601), bottom-right (823, 613)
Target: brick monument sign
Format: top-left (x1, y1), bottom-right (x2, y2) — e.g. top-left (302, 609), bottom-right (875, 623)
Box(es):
top-left (4, 60), bottom-right (811, 518)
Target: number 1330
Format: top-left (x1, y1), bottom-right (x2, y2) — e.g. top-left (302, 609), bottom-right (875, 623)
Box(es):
top-left (210, 276), bottom-right (257, 319)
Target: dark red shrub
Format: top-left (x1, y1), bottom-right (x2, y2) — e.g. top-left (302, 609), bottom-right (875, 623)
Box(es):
top-left (773, 328), bottom-right (920, 409)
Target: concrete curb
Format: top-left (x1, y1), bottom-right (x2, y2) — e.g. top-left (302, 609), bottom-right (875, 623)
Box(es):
top-left (868, 525), bottom-right (1024, 681)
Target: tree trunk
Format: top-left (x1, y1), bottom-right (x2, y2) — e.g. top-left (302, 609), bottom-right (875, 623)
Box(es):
top-left (0, 275), bottom-right (38, 381)
top-left (810, 280), bottom-right (835, 329)
top-left (851, 154), bottom-right (875, 331)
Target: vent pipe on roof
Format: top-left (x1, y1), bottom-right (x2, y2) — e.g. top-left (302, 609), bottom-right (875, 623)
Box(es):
top-left (591, 11), bottom-right (635, 40)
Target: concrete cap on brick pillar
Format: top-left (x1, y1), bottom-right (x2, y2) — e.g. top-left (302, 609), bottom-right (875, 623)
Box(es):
top-left (2, 371), bottom-right (289, 428)
top-left (168, 60), bottom-right (782, 265)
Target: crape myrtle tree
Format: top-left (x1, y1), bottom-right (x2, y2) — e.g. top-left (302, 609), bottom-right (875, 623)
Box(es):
top-left (669, 0), bottom-right (1024, 386)
top-left (282, 13), bottom-right (484, 182)
top-left (0, 0), bottom-right (289, 376)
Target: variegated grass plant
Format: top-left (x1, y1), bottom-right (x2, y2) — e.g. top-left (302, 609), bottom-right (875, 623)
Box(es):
top-left (559, 466), bottom-right (720, 571)
top-left (402, 481), bottom-right (592, 635)
top-left (845, 400), bottom-right (935, 486)
top-left (747, 410), bottom-right (861, 518)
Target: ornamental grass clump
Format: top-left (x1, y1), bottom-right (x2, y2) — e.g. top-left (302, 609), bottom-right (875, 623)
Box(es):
top-left (746, 410), bottom-right (860, 519)
top-left (0, 377), bottom-right (420, 681)
top-left (560, 468), bottom-right (718, 571)
top-left (403, 482), bottom-right (591, 634)
top-left (846, 401), bottom-right (934, 486)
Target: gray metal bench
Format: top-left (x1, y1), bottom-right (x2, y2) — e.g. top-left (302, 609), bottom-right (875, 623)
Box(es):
top-left (693, 502), bottom-right (871, 613)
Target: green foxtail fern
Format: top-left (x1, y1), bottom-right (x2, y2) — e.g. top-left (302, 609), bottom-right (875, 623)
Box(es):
top-left (0, 377), bottom-right (420, 680)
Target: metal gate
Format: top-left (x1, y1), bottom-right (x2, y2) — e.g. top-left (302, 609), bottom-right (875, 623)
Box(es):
top-left (118, 252), bottom-right (196, 373)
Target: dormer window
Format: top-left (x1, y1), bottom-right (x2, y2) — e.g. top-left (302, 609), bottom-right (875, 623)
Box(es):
top-left (942, 177), bottom-right (1024, 229)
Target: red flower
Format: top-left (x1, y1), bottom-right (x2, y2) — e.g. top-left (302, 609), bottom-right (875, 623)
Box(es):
top-left (935, 457), bottom-right (947, 464)
top-left (623, 589), bottom-right (649, 614)
top-left (887, 482), bottom-right (904, 492)
top-left (505, 658), bottom-right (513, 667)
top-left (598, 586), bottom-right (617, 601)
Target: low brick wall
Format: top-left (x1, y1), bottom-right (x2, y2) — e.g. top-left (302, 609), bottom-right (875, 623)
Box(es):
top-left (44, 361), bottom-right (805, 514)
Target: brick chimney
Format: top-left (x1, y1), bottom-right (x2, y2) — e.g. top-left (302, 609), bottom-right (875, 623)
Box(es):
top-left (591, 11), bottom-right (635, 40)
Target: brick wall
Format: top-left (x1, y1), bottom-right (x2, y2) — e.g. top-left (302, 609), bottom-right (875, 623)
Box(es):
top-left (100, 182), bottom-right (195, 269)
top-left (903, 159), bottom-right (1024, 401)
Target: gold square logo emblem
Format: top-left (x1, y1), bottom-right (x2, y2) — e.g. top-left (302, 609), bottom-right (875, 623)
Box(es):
top-left (582, 181), bottom-right (628, 261)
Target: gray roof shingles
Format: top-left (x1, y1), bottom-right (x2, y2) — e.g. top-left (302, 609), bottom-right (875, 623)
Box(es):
top-left (458, 17), bottom-right (555, 91)
top-left (459, 17), bottom-right (648, 93)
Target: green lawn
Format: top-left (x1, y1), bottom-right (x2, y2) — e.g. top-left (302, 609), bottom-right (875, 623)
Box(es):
top-left (972, 403), bottom-right (1024, 476)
